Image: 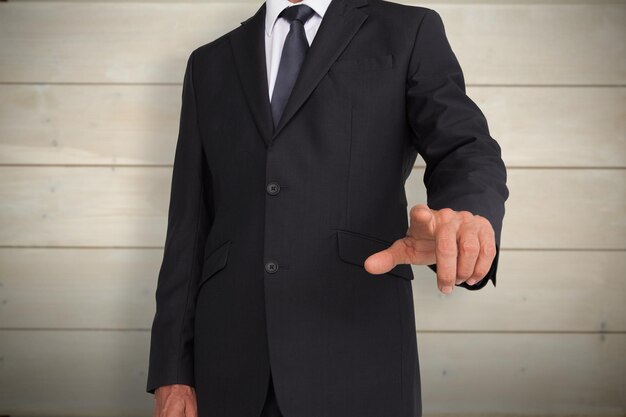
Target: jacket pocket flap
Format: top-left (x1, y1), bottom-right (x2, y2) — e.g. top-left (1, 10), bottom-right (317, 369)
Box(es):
top-left (336, 230), bottom-right (413, 281)
top-left (200, 240), bottom-right (231, 286)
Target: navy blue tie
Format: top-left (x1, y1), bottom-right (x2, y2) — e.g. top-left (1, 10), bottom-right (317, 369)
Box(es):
top-left (270, 4), bottom-right (317, 128)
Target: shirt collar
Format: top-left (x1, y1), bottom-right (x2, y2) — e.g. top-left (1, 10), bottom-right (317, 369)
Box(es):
top-left (265, 0), bottom-right (331, 36)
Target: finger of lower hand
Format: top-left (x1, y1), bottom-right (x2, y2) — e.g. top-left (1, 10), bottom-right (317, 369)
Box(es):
top-left (467, 225), bottom-right (497, 285)
top-left (455, 224), bottom-right (480, 285)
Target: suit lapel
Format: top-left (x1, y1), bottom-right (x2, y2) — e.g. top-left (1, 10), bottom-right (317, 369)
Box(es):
top-left (230, 3), bottom-right (274, 147)
top-left (272, 0), bottom-right (369, 140)
top-left (230, 0), bottom-right (369, 147)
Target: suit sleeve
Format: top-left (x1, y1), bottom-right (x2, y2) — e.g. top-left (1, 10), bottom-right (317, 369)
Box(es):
top-left (146, 50), bottom-right (214, 394)
top-left (405, 9), bottom-right (509, 290)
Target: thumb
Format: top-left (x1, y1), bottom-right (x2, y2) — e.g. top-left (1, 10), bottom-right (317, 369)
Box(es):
top-left (364, 238), bottom-right (410, 276)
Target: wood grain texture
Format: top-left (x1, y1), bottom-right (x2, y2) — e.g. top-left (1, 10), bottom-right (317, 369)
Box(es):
top-left (416, 332), bottom-right (626, 416)
top-left (0, 3), bottom-right (623, 84)
top-left (0, 84), bottom-right (180, 166)
top-left (406, 168), bottom-right (626, 250)
top-left (0, 330), bottom-right (154, 416)
top-left (0, 166), bottom-right (170, 247)
top-left (412, 249), bottom-right (626, 332)
top-left (0, 248), bottom-right (624, 332)
top-left (0, 330), bottom-right (623, 416)
top-left (0, 166), bottom-right (626, 250)
top-left (1, 84), bottom-right (623, 167)
top-left (0, 167), bottom-right (624, 249)
top-left (0, 248), bottom-right (162, 330)
top-left (0, 1), bottom-right (624, 416)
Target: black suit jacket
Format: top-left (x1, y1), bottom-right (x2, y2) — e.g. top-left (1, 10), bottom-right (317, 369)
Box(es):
top-left (146, 1), bottom-right (509, 416)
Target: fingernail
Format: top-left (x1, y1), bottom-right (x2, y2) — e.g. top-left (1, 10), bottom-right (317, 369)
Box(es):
top-left (455, 279), bottom-right (462, 285)
top-left (467, 279), bottom-right (476, 285)
top-left (442, 285), bottom-right (453, 294)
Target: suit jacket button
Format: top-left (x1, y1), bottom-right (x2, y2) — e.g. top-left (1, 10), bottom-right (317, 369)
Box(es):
top-left (265, 261), bottom-right (279, 274)
top-left (266, 182), bottom-right (281, 195)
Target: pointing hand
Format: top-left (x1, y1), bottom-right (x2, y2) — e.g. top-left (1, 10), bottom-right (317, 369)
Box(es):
top-left (364, 203), bottom-right (497, 294)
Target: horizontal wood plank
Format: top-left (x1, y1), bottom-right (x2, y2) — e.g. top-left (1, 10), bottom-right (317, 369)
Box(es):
top-left (413, 249), bottom-right (626, 332)
top-left (0, 167), bottom-right (623, 249)
top-left (406, 167), bottom-right (626, 250)
top-left (0, 330), bottom-right (623, 416)
top-left (416, 332), bottom-right (626, 416)
top-left (0, 84), bottom-right (180, 166)
top-left (0, 330), bottom-right (154, 416)
top-left (0, 3), bottom-right (623, 84)
top-left (1, 84), bottom-right (623, 167)
top-left (0, 248), bottom-right (162, 330)
top-left (0, 166), bottom-right (171, 247)
top-left (0, 248), bottom-right (624, 332)
top-left (460, 86), bottom-right (626, 168)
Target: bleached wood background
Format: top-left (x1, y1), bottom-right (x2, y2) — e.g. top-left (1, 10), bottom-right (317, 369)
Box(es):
top-left (0, 0), bottom-right (624, 416)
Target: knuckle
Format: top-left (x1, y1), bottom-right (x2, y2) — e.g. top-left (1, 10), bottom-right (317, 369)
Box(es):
top-left (436, 238), bottom-right (457, 255)
top-left (460, 239), bottom-right (480, 254)
top-left (479, 216), bottom-right (494, 229)
top-left (438, 208), bottom-right (455, 221)
top-left (483, 243), bottom-right (497, 258)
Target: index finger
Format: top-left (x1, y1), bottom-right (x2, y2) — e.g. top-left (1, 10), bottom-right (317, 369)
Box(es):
top-left (435, 219), bottom-right (458, 294)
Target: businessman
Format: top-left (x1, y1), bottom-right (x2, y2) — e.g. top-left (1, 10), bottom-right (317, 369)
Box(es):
top-left (147, 0), bottom-right (509, 416)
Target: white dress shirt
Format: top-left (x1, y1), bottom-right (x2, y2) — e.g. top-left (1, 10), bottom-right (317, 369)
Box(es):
top-left (265, 0), bottom-right (332, 101)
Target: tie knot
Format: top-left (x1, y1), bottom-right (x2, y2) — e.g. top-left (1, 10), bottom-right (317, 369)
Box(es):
top-left (278, 4), bottom-right (316, 25)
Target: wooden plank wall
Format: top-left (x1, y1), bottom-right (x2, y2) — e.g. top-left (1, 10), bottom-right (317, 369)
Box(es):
top-left (0, 1), bottom-right (624, 416)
